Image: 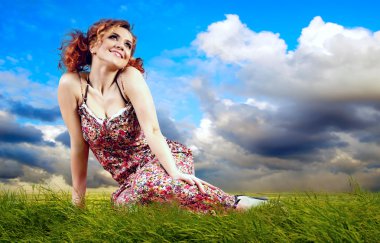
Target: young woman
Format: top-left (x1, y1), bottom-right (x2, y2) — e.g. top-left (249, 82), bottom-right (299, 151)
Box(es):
top-left (58, 19), bottom-right (267, 213)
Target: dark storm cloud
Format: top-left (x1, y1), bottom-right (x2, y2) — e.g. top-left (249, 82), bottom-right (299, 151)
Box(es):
top-left (0, 159), bottom-right (23, 179)
top-left (0, 95), bottom-right (61, 122)
top-left (86, 170), bottom-right (118, 188)
top-left (281, 102), bottom-right (380, 133)
top-left (55, 131), bottom-right (70, 147)
top-left (0, 116), bottom-right (45, 144)
top-left (359, 133), bottom-right (380, 144)
top-left (245, 102), bottom-right (378, 159)
top-left (157, 110), bottom-right (186, 143)
top-left (56, 155), bottom-right (117, 188)
top-left (0, 157), bottom-right (58, 183)
top-left (220, 101), bottom-right (378, 159)
top-left (7, 100), bottom-right (61, 122)
top-left (0, 143), bottom-right (55, 173)
top-left (355, 121), bottom-right (380, 145)
top-left (250, 132), bottom-right (346, 159)
top-left (194, 80), bottom-right (379, 164)
top-left (206, 102), bottom-right (347, 160)
top-left (264, 104), bottom-right (374, 160)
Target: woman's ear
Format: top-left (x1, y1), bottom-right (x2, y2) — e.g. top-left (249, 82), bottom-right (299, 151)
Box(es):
top-left (90, 46), bottom-right (97, 55)
top-left (89, 40), bottom-right (101, 55)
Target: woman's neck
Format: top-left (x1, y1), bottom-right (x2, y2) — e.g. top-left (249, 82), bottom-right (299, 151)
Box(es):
top-left (88, 63), bottom-right (119, 95)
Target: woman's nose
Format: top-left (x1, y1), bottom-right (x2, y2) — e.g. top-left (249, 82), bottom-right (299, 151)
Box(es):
top-left (114, 41), bottom-right (124, 50)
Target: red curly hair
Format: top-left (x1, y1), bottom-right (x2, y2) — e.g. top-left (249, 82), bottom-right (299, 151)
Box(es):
top-left (59, 19), bottom-right (144, 73)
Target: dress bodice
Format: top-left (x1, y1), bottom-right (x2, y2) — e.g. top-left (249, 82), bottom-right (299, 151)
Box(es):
top-left (78, 98), bottom-right (154, 184)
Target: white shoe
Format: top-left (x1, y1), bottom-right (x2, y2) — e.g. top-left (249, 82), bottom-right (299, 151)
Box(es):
top-left (234, 195), bottom-right (268, 210)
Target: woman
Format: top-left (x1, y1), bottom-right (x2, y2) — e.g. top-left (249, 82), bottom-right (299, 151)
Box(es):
top-left (58, 19), bottom-right (266, 213)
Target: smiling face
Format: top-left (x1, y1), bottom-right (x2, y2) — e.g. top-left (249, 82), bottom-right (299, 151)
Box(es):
top-left (90, 26), bottom-right (134, 70)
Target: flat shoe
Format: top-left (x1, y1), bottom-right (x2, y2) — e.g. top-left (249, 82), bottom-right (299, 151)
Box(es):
top-left (235, 194), bottom-right (268, 200)
top-left (233, 194), bottom-right (268, 209)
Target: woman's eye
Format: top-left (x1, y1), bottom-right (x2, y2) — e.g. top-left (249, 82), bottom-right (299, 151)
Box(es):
top-left (109, 35), bottom-right (118, 40)
top-left (125, 43), bottom-right (132, 49)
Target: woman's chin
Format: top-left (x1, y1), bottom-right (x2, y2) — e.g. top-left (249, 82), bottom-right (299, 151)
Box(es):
top-left (114, 60), bottom-right (129, 70)
top-left (106, 62), bottom-right (127, 71)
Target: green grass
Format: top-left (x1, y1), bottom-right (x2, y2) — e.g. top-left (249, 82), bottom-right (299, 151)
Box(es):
top-left (0, 185), bottom-right (379, 242)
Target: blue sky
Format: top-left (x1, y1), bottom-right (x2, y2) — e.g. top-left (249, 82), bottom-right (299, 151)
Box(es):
top-left (1, 0), bottom-right (380, 192)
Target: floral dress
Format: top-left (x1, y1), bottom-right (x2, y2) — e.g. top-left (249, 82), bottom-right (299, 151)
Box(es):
top-left (77, 76), bottom-right (236, 213)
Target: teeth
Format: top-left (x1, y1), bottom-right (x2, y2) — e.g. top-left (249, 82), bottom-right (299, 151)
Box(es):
top-left (111, 51), bottom-right (122, 58)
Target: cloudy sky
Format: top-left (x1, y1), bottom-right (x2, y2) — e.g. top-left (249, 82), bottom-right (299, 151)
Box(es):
top-left (1, 0), bottom-right (379, 193)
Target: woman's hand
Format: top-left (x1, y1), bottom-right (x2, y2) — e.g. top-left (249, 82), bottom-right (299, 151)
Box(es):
top-left (171, 172), bottom-right (217, 194)
top-left (72, 196), bottom-right (85, 209)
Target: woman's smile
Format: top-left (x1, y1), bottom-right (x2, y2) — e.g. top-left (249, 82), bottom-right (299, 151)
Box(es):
top-left (109, 49), bottom-right (124, 59)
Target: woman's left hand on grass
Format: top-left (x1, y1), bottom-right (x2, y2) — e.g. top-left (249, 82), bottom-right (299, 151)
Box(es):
top-left (171, 172), bottom-right (217, 194)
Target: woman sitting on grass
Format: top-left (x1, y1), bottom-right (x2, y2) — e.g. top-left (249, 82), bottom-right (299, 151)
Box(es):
top-left (57, 19), bottom-right (267, 213)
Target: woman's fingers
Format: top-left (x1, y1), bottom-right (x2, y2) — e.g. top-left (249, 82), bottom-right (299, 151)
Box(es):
top-left (198, 178), bottom-right (217, 189)
top-left (178, 173), bottom-right (217, 194)
top-left (180, 174), bottom-right (195, 185)
top-left (193, 178), bottom-right (206, 194)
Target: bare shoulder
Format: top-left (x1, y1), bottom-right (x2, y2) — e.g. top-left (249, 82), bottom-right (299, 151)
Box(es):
top-left (59, 72), bottom-right (81, 89)
top-left (119, 66), bottom-right (145, 86)
top-left (58, 72), bottom-right (83, 104)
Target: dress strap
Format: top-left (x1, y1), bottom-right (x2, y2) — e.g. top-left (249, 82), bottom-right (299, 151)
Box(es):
top-left (83, 74), bottom-right (90, 104)
top-left (78, 73), bottom-right (86, 104)
top-left (115, 78), bottom-right (129, 104)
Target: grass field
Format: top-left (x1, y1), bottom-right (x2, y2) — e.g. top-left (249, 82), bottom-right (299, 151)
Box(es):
top-left (0, 183), bottom-right (379, 242)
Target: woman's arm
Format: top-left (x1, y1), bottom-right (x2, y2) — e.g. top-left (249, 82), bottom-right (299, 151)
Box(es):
top-left (57, 73), bottom-right (89, 207)
top-left (119, 67), bottom-right (215, 194)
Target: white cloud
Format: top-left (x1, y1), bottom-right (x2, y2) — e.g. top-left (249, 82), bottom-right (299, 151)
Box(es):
top-left (190, 118), bottom-right (257, 171)
top-left (193, 14), bottom-right (287, 65)
top-left (245, 98), bottom-right (277, 111)
top-left (31, 124), bottom-right (66, 143)
top-left (194, 15), bottom-right (380, 101)
top-left (298, 16), bottom-right (376, 56)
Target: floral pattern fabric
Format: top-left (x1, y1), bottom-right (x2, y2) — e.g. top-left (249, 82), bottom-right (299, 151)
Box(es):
top-left (78, 82), bottom-right (236, 213)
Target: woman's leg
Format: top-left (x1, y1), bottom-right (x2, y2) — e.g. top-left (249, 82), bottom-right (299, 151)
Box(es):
top-left (131, 142), bottom-right (236, 213)
top-left (132, 161), bottom-right (236, 213)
